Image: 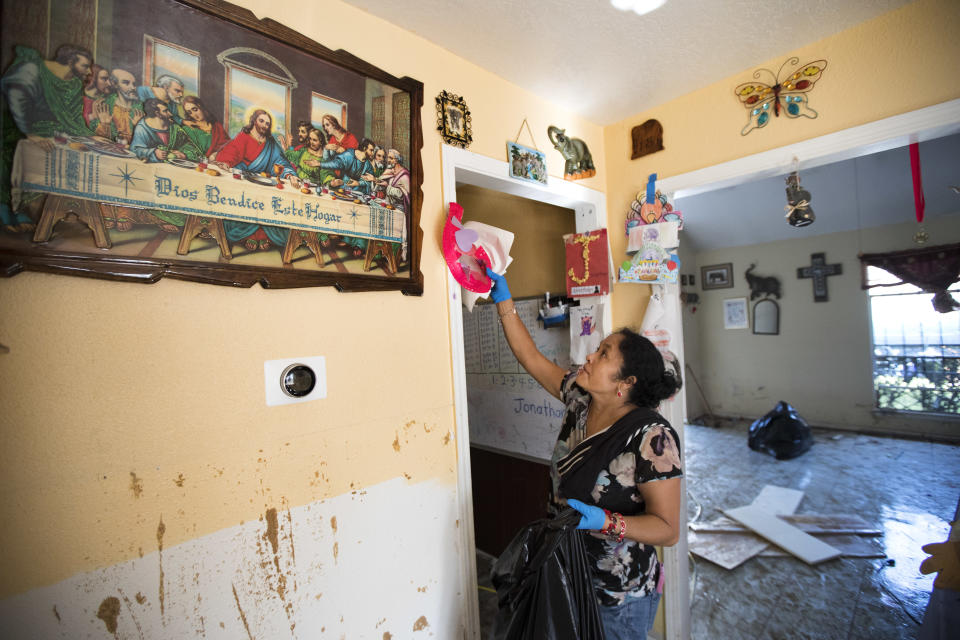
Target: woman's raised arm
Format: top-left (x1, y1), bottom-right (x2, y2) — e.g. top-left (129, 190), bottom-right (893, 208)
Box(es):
top-left (487, 269), bottom-right (566, 400)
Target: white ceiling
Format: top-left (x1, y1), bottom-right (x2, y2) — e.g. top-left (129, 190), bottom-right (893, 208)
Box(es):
top-left (341, 0), bottom-right (910, 125)
top-left (675, 133), bottom-right (960, 251)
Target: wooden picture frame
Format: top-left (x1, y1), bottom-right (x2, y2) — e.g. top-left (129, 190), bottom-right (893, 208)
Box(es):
top-left (435, 90), bottom-right (472, 148)
top-left (701, 263), bottom-right (734, 290)
top-left (0, 0), bottom-right (424, 294)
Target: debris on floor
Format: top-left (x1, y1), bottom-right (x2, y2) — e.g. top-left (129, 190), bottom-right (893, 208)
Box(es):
top-left (688, 484), bottom-right (885, 570)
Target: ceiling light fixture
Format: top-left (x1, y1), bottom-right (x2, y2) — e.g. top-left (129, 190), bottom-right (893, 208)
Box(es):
top-left (611, 0), bottom-right (668, 17)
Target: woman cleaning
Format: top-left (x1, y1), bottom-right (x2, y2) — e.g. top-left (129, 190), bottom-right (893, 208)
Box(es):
top-left (487, 268), bottom-right (683, 639)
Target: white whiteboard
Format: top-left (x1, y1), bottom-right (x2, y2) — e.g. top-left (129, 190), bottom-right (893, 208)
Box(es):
top-left (462, 299), bottom-right (571, 461)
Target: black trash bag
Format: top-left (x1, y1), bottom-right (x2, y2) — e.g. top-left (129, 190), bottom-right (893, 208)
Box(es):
top-left (748, 400), bottom-right (814, 460)
top-left (490, 508), bottom-right (606, 640)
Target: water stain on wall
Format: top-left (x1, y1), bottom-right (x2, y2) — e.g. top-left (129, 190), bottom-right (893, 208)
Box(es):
top-left (129, 472), bottom-right (143, 498)
top-left (392, 434), bottom-right (401, 452)
top-left (135, 592), bottom-right (146, 605)
top-left (97, 596), bottom-right (120, 634)
top-left (413, 615), bottom-right (429, 631)
top-left (231, 582), bottom-right (254, 640)
top-left (174, 473), bottom-right (186, 488)
top-left (156, 517), bottom-right (166, 618)
top-left (383, 633), bottom-right (393, 639)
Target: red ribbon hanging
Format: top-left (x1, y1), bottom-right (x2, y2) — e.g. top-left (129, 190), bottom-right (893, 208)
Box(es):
top-left (909, 142), bottom-right (925, 223)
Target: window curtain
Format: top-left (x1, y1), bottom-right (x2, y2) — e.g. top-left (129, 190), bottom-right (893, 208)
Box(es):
top-left (859, 242), bottom-right (960, 313)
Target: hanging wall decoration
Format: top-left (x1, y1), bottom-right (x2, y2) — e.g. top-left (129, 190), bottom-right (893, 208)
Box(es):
top-left (797, 252), bottom-right (842, 302)
top-left (625, 173), bottom-right (683, 234)
top-left (619, 221), bottom-right (680, 284)
top-left (784, 161), bottom-right (815, 227)
top-left (436, 90), bottom-right (472, 148)
top-left (631, 119), bottom-right (664, 159)
top-left (506, 118), bottom-right (547, 184)
top-left (735, 57), bottom-right (827, 135)
top-left (564, 229), bottom-right (609, 296)
top-left (547, 125), bottom-right (595, 180)
top-left (744, 263), bottom-right (782, 299)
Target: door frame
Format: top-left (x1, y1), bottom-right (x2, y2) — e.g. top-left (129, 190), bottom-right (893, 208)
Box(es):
top-left (441, 144), bottom-right (608, 638)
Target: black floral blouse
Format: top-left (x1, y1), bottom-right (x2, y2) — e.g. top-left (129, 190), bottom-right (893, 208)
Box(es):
top-left (548, 371), bottom-right (683, 606)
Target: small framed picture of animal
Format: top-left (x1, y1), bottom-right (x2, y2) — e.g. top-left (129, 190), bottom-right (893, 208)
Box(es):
top-left (701, 263), bottom-right (733, 290)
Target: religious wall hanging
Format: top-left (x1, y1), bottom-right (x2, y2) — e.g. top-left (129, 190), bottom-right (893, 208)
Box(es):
top-left (507, 118), bottom-right (547, 184)
top-left (631, 119), bottom-right (664, 159)
top-left (436, 90), bottom-right (472, 149)
top-left (564, 229), bottom-right (609, 297)
top-left (0, 0), bottom-right (425, 293)
top-left (547, 125), bottom-right (595, 180)
top-left (797, 253), bottom-right (842, 302)
top-left (735, 57), bottom-right (827, 135)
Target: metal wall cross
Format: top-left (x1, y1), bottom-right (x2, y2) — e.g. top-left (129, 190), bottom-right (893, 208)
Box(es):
top-left (797, 252), bottom-right (842, 302)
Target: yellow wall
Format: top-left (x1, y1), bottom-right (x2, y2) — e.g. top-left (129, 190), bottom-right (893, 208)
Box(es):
top-left (0, 0), bottom-right (603, 599)
top-left (455, 184), bottom-right (576, 299)
top-left (603, 0), bottom-right (960, 330)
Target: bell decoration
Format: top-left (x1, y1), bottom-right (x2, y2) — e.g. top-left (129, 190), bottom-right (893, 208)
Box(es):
top-left (784, 171), bottom-right (815, 228)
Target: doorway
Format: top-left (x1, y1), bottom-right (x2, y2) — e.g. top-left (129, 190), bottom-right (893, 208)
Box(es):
top-left (441, 144), bottom-right (607, 639)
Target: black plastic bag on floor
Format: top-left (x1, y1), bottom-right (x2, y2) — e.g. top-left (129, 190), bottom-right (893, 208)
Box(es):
top-left (748, 400), bottom-right (814, 460)
top-left (490, 508), bottom-right (606, 640)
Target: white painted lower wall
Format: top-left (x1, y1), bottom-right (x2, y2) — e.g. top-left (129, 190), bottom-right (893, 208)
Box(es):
top-left (1, 478), bottom-right (462, 639)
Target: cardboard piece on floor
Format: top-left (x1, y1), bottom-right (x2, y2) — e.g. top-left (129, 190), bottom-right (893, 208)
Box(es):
top-left (688, 530), bottom-right (770, 570)
top-left (750, 485), bottom-right (805, 515)
top-left (691, 514), bottom-right (881, 536)
top-left (758, 534), bottom-right (884, 559)
top-left (723, 504), bottom-right (843, 565)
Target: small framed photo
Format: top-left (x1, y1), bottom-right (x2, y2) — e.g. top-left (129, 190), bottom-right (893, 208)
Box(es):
top-left (701, 263), bottom-right (733, 290)
top-left (723, 297), bottom-right (749, 330)
top-left (506, 141), bottom-right (547, 184)
top-left (681, 274), bottom-right (689, 286)
top-left (436, 90), bottom-right (472, 148)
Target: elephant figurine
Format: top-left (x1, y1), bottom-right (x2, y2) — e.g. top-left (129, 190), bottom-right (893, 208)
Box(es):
top-left (745, 263), bottom-right (782, 300)
top-left (547, 125), bottom-right (596, 180)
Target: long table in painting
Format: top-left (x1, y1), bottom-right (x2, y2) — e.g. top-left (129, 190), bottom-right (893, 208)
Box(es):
top-left (10, 138), bottom-right (406, 268)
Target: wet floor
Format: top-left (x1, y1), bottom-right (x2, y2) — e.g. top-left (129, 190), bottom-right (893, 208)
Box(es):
top-left (685, 421), bottom-right (959, 640)
top-left (476, 421), bottom-right (959, 639)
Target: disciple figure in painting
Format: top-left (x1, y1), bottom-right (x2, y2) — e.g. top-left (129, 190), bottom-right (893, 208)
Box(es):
top-left (131, 98), bottom-right (202, 163)
top-left (181, 95), bottom-right (229, 159)
top-left (284, 120), bottom-right (312, 158)
top-left (215, 109), bottom-right (300, 251)
top-left (137, 74), bottom-right (186, 124)
top-left (321, 114), bottom-right (358, 157)
top-left (381, 148), bottom-right (410, 213)
top-left (90, 68), bottom-right (144, 144)
top-left (0, 44), bottom-right (94, 230)
top-left (381, 147), bottom-right (411, 262)
top-left (82, 64), bottom-right (113, 126)
top-left (293, 128), bottom-right (334, 187)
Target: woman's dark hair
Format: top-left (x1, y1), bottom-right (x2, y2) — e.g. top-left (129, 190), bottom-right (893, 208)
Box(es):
top-left (615, 328), bottom-right (682, 408)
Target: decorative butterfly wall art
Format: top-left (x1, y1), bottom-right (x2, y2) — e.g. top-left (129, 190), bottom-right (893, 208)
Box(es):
top-left (735, 57), bottom-right (828, 136)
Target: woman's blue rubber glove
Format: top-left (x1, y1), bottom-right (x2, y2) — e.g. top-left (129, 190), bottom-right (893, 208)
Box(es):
top-left (485, 267), bottom-right (512, 303)
top-left (567, 498), bottom-right (606, 531)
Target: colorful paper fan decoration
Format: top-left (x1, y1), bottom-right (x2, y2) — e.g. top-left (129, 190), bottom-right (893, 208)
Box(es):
top-left (443, 202), bottom-right (492, 293)
top-left (625, 173), bottom-right (683, 235)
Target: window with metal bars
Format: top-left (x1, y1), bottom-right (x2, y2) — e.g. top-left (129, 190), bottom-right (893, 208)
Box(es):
top-left (867, 266), bottom-right (960, 415)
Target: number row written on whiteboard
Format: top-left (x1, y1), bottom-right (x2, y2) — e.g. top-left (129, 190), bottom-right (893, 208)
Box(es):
top-left (461, 299), bottom-right (571, 375)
